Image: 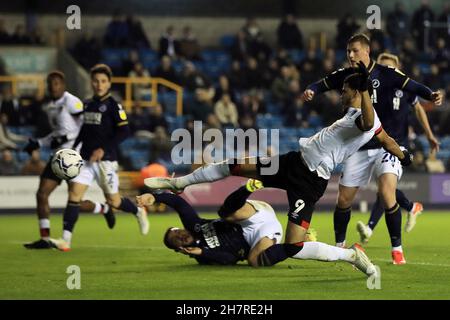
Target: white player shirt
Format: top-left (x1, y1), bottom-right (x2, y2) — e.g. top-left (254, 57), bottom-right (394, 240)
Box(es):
top-left (38, 91), bottom-right (84, 151)
top-left (299, 107), bottom-right (382, 180)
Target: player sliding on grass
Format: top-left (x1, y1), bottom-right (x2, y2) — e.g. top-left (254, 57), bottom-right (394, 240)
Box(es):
top-left (23, 71), bottom-right (111, 249)
top-left (49, 64), bottom-right (149, 251)
top-left (137, 179), bottom-right (377, 277)
top-left (145, 63), bottom-right (411, 275)
top-left (355, 53), bottom-right (439, 244)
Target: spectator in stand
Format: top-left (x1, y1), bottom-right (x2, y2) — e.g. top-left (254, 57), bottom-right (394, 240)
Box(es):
top-left (412, 0), bottom-right (435, 51)
top-left (126, 15), bottom-right (150, 49)
top-left (179, 61), bottom-right (211, 92)
top-left (244, 57), bottom-right (264, 90)
top-left (104, 10), bottom-right (129, 47)
top-left (153, 55), bottom-right (179, 85)
top-left (275, 48), bottom-right (291, 67)
top-left (10, 25), bottom-right (31, 44)
top-left (271, 65), bottom-right (293, 103)
top-left (399, 37), bottom-right (418, 74)
top-left (424, 64), bottom-right (444, 89)
top-left (121, 50), bottom-right (141, 76)
top-left (159, 25), bottom-right (179, 59)
top-left (0, 149), bottom-right (20, 175)
top-left (214, 93), bottom-right (239, 128)
top-left (242, 17), bottom-right (262, 45)
top-left (387, 2), bottom-right (410, 48)
top-left (433, 38), bottom-right (450, 75)
top-left (128, 104), bottom-right (151, 136)
top-left (231, 30), bottom-right (249, 62)
top-left (425, 151), bottom-right (446, 173)
top-left (0, 86), bottom-right (23, 126)
top-left (335, 13), bottom-right (360, 50)
top-left (148, 103), bottom-right (168, 133)
top-left (179, 26), bottom-right (201, 61)
top-left (437, 3), bottom-right (450, 45)
top-left (0, 20), bottom-right (10, 44)
top-left (237, 91), bottom-right (265, 128)
top-left (128, 62), bottom-right (151, 100)
top-left (21, 149), bottom-right (45, 175)
top-left (186, 88), bottom-right (215, 122)
top-left (0, 113), bottom-right (27, 150)
top-left (299, 49), bottom-right (321, 88)
top-left (277, 14), bottom-right (304, 50)
top-left (260, 58), bottom-right (280, 89)
top-left (214, 75), bottom-right (237, 103)
top-left (228, 60), bottom-right (246, 91)
top-left (241, 17), bottom-right (271, 61)
top-left (71, 32), bottom-right (101, 70)
top-left (284, 93), bottom-right (309, 127)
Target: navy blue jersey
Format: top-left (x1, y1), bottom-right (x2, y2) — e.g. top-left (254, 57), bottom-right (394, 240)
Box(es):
top-left (153, 193), bottom-right (250, 265)
top-left (308, 60), bottom-right (433, 150)
top-left (75, 94), bottom-right (130, 161)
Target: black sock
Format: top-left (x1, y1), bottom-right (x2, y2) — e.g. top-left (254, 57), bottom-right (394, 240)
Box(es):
top-left (385, 203), bottom-right (402, 247)
top-left (368, 194), bottom-right (384, 231)
top-left (334, 206), bottom-right (351, 243)
top-left (218, 186), bottom-right (252, 218)
top-left (396, 189), bottom-right (413, 212)
top-left (118, 197), bottom-right (138, 215)
top-left (257, 243), bottom-right (304, 266)
top-left (63, 201), bottom-right (80, 232)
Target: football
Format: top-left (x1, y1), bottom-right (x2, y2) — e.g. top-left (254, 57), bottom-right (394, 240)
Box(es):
top-left (51, 148), bottom-right (84, 180)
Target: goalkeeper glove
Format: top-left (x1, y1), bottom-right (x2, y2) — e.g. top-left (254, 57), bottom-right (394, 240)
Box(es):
top-left (245, 179), bottom-right (264, 192)
top-left (400, 150), bottom-right (413, 167)
top-left (356, 61), bottom-right (370, 92)
top-left (23, 139), bottom-right (40, 155)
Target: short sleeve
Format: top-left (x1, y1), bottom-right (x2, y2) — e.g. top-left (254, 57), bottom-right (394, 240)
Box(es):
top-left (113, 103), bottom-right (129, 127)
top-left (66, 95), bottom-right (84, 115)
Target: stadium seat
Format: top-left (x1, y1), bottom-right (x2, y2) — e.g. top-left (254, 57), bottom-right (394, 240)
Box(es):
top-left (101, 48), bottom-right (130, 69)
top-left (220, 35), bottom-right (236, 49)
top-left (288, 49), bottom-right (305, 64)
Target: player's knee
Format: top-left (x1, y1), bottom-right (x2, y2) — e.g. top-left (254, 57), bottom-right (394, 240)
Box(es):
top-left (107, 197), bottom-right (121, 208)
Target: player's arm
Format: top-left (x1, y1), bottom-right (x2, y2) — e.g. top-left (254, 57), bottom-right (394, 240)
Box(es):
top-left (181, 247), bottom-right (238, 265)
top-left (137, 192), bottom-right (202, 231)
top-left (413, 100), bottom-right (440, 153)
top-left (391, 68), bottom-right (443, 105)
top-left (356, 61), bottom-right (374, 131)
top-left (303, 67), bottom-right (351, 101)
top-left (375, 129), bottom-right (412, 166)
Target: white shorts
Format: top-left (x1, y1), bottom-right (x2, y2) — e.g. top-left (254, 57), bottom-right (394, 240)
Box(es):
top-left (340, 148), bottom-right (403, 187)
top-left (237, 200), bottom-right (283, 249)
top-left (72, 161), bottom-right (120, 194)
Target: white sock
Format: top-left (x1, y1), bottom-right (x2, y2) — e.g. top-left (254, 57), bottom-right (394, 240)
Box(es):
top-left (39, 219), bottom-right (50, 240)
top-left (335, 241), bottom-right (346, 248)
top-left (392, 245), bottom-right (403, 252)
top-left (62, 230), bottom-right (72, 244)
top-left (175, 161), bottom-right (231, 188)
top-left (292, 242), bottom-right (355, 262)
top-left (366, 225), bottom-right (373, 236)
top-left (93, 202), bottom-right (102, 214)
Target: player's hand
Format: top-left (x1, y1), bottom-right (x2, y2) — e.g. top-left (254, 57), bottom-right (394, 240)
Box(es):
top-left (301, 89), bottom-right (315, 102)
top-left (23, 138), bottom-right (40, 155)
top-left (50, 135), bottom-right (68, 149)
top-left (427, 135), bottom-right (440, 153)
top-left (89, 148), bottom-right (104, 162)
top-left (179, 247), bottom-right (202, 256)
top-left (356, 61), bottom-right (370, 91)
top-left (400, 150), bottom-right (413, 166)
top-left (136, 193), bottom-right (155, 207)
top-left (431, 91), bottom-right (443, 106)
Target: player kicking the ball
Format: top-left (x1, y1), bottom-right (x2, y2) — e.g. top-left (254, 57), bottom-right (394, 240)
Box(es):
top-left (49, 64), bottom-right (148, 251)
top-left (144, 63), bottom-right (411, 274)
top-left (138, 179), bottom-right (376, 277)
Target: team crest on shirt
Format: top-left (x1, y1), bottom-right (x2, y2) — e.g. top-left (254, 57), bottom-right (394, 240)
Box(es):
top-left (395, 90), bottom-right (403, 98)
top-left (372, 79), bottom-right (380, 88)
top-left (99, 105), bottom-right (107, 112)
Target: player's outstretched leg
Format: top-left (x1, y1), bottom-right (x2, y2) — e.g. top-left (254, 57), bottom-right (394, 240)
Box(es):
top-left (80, 200), bottom-right (115, 229)
top-left (144, 159), bottom-right (257, 192)
top-left (110, 196), bottom-right (149, 235)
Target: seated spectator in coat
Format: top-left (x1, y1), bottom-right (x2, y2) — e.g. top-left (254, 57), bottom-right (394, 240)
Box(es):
top-left (244, 57), bottom-right (264, 90)
top-left (0, 85), bottom-right (23, 126)
top-left (153, 55), bottom-right (179, 85)
top-left (128, 104), bottom-right (151, 137)
top-left (0, 149), bottom-right (20, 175)
top-left (159, 25), bottom-right (179, 58)
top-left (179, 26), bottom-right (201, 61)
top-left (186, 89), bottom-right (215, 122)
top-left (104, 10), bottom-right (129, 47)
top-left (227, 60), bottom-right (246, 91)
top-left (277, 14), bottom-right (304, 50)
top-left (271, 66), bottom-right (293, 103)
top-left (148, 103), bottom-right (169, 133)
top-left (0, 113), bottom-right (27, 150)
top-left (214, 93), bottom-right (239, 128)
top-left (214, 75), bottom-right (237, 103)
top-left (179, 62), bottom-right (212, 92)
top-left (21, 149), bottom-right (46, 175)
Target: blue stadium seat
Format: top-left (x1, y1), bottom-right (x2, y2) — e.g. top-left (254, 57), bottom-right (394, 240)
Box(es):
top-left (101, 49), bottom-right (130, 69)
top-left (418, 63), bottom-right (431, 75)
top-left (288, 49), bottom-right (305, 64)
top-left (220, 35), bottom-right (236, 49)
top-left (160, 92), bottom-right (178, 115)
top-left (297, 128), bottom-right (316, 137)
top-left (335, 50), bottom-right (346, 64)
top-left (165, 115), bottom-right (185, 133)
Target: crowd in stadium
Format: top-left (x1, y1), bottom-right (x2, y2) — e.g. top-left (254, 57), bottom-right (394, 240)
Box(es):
top-left (1, 1), bottom-right (450, 175)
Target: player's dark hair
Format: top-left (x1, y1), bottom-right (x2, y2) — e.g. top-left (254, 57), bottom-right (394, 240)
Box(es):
top-left (343, 73), bottom-right (363, 91)
top-left (47, 70), bottom-right (65, 83)
top-left (90, 63), bottom-right (113, 80)
top-left (163, 227), bottom-right (178, 250)
top-left (347, 33), bottom-right (370, 47)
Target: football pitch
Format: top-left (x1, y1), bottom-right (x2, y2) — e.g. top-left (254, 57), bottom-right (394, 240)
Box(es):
top-left (1, 211), bottom-right (450, 300)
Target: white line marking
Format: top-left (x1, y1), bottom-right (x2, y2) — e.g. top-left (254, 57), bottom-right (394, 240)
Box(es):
top-left (376, 259), bottom-right (450, 268)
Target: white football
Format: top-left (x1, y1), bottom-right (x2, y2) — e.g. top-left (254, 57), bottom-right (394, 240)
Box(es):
top-left (51, 148), bottom-right (84, 180)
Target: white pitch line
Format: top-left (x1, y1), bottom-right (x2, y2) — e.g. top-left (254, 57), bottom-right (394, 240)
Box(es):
top-left (376, 259), bottom-right (450, 268)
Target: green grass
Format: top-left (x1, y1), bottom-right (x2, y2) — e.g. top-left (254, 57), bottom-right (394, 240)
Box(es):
top-left (1, 211), bottom-right (450, 300)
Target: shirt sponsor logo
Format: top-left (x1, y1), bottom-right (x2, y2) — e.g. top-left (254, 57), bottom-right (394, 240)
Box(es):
top-left (201, 222), bottom-right (220, 248)
top-left (84, 112), bottom-right (102, 124)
